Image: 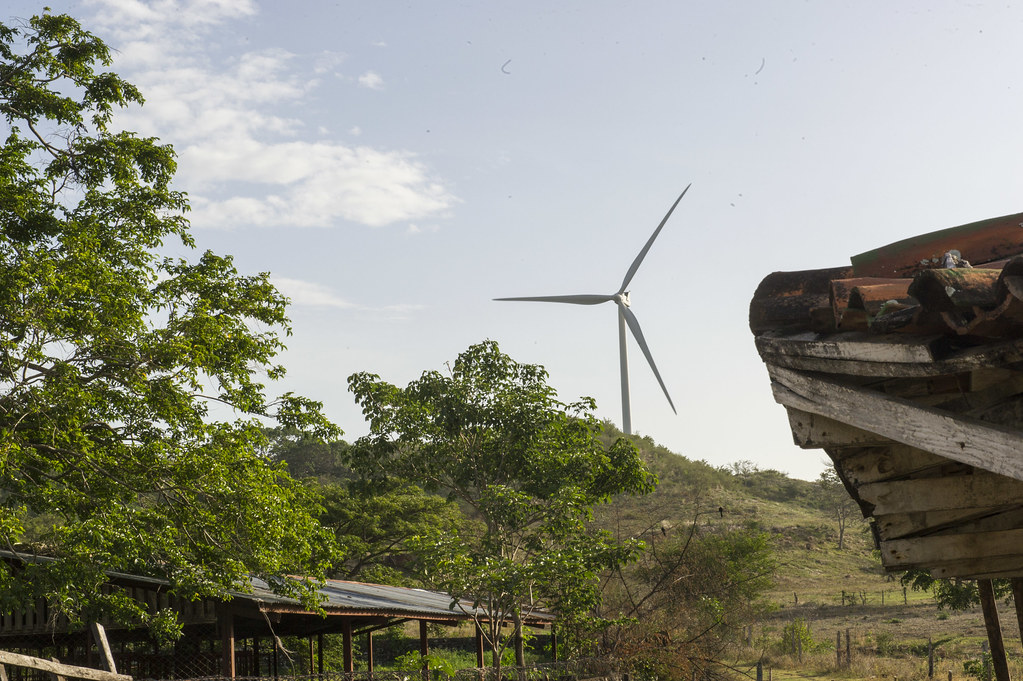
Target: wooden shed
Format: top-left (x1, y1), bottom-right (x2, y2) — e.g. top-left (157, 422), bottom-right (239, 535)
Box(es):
top-left (0, 551), bottom-right (554, 680)
top-left (749, 211), bottom-right (1023, 679)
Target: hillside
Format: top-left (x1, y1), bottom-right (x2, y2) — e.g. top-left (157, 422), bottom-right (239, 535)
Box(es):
top-left (604, 427), bottom-right (1012, 680)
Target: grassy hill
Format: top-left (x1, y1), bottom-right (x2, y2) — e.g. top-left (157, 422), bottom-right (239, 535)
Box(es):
top-left (605, 426), bottom-right (1016, 680)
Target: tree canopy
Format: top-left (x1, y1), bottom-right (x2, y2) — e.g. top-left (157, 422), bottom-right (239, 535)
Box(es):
top-left (0, 11), bottom-right (339, 630)
top-left (348, 340), bottom-right (656, 666)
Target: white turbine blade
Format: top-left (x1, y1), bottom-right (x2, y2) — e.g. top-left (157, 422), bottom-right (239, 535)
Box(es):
top-left (620, 305), bottom-right (677, 414)
top-left (619, 183), bottom-right (691, 293)
top-left (494, 294), bottom-right (614, 305)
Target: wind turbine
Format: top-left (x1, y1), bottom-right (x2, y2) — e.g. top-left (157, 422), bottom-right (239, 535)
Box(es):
top-left (495, 184), bottom-right (690, 435)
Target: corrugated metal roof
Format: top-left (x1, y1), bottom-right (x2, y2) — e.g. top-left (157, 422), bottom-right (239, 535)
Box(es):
top-left (0, 551), bottom-right (553, 625)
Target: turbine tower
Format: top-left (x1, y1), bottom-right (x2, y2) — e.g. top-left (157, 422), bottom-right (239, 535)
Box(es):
top-left (495, 184), bottom-right (690, 435)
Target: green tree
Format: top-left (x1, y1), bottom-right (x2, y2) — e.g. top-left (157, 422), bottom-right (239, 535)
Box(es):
top-left (0, 12), bottom-right (339, 629)
top-left (347, 340), bottom-right (656, 670)
top-left (319, 481), bottom-right (463, 585)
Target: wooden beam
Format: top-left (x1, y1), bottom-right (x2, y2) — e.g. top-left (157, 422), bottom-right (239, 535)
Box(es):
top-left (769, 365), bottom-right (1023, 481)
top-left (0, 652), bottom-right (130, 681)
top-left (786, 410), bottom-right (895, 449)
top-left (1011, 579), bottom-right (1023, 655)
top-left (931, 557), bottom-right (1023, 579)
top-left (757, 331), bottom-right (945, 365)
top-left (835, 445), bottom-right (949, 486)
top-left (759, 335), bottom-right (1023, 378)
top-left (979, 579), bottom-right (1011, 681)
top-left (880, 528), bottom-right (1023, 568)
top-left (876, 506), bottom-right (1023, 540)
top-left (859, 472), bottom-right (1023, 515)
top-left (89, 624), bottom-right (116, 675)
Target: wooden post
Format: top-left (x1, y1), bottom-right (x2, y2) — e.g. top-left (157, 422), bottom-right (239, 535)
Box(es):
top-left (928, 637), bottom-right (934, 678)
top-left (551, 625), bottom-right (558, 663)
top-left (845, 629), bottom-right (851, 667)
top-left (756, 661), bottom-right (762, 681)
top-left (307, 637), bottom-right (314, 675)
top-left (365, 633), bottom-right (373, 675)
top-left (1011, 578), bottom-right (1023, 654)
top-left (475, 623), bottom-right (485, 668)
top-left (978, 579), bottom-right (1010, 681)
top-left (836, 631), bottom-right (842, 668)
top-left (90, 623), bottom-right (117, 675)
top-left (419, 621), bottom-right (430, 681)
top-left (219, 609), bottom-right (235, 679)
top-left (342, 618), bottom-right (354, 673)
top-left (317, 633), bottom-right (324, 676)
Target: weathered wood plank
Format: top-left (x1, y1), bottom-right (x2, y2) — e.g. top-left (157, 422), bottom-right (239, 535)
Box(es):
top-left (881, 528), bottom-right (1023, 567)
top-left (786, 410), bottom-right (895, 449)
top-left (859, 472), bottom-right (1023, 515)
top-left (978, 579), bottom-right (1011, 681)
top-left (769, 365), bottom-right (1023, 481)
top-left (0, 652), bottom-right (130, 681)
top-left (90, 623), bottom-right (117, 675)
top-left (875, 506), bottom-right (1023, 540)
top-left (759, 335), bottom-right (1023, 378)
top-left (757, 331), bottom-right (945, 364)
top-left (834, 445), bottom-right (950, 486)
top-left (929, 557), bottom-right (1023, 580)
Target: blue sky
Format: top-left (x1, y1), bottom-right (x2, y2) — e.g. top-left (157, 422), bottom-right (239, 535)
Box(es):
top-left (7, 0), bottom-right (1023, 480)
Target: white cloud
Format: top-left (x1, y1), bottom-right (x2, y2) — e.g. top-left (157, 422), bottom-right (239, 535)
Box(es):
top-left (358, 71), bottom-right (385, 90)
top-left (349, 126), bottom-right (362, 137)
top-left (272, 277), bottom-right (355, 308)
top-left (88, 0), bottom-right (455, 231)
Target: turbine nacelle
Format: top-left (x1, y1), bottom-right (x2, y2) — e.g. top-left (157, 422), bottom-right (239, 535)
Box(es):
top-left (494, 184), bottom-right (691, 434)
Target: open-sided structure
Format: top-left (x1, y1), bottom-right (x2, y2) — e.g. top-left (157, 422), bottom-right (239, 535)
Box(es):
top-left (0, 554), bottom-right (554, 680)
top-left (749, 211), bottom-right (1023, 678)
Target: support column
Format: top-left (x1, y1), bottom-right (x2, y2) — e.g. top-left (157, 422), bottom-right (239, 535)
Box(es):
top-left (475, 623), bottom-right (484, 669)
top-left (342, 618), bottom-right (354, 673)
top-left (979, 579), bottom-right (1010, 681)
top-left (366, 632), bottom-right (374, 674)
top-left (218, 608), bottom-right (236, 679)
top-left (317, 634), bottom-right (324, 676)
top-left (1011, 578), bottom-right (1023, 654)
top-left (419, 621), bottom-right (430, 681)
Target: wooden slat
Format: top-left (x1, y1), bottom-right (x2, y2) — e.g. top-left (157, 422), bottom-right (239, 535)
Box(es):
top-left (0, 652), bottom-right (130, 681)
top-left (858, 472), bottom-right (1023, 515)
top-left (881, 528), bottom-right (1023, 567)
top-left (875, 506), bottom-right (1023, 540)
top-left (786, 410), bottom-right (895, 449)
top-left (757, 331), bottom-right (945, 364)
top-left (835, 445), bottom-right (949, 486)
top-left (769, 365), bottom-right (1023, 481)
top-left (930, 556), bottom-right (1023, 579)
top-left (759, 335), bottom-right (1023, 378)
top-left (90, 623), bottom-right (117, 675)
